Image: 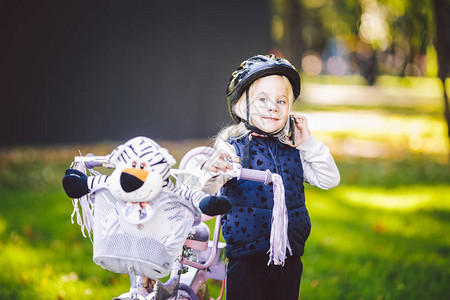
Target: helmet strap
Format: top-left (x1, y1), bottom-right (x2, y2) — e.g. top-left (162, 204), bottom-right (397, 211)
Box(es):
top-left (245, 87), bottom-right (250, 123)
top-left (244, 87), bottom-right (265, 135)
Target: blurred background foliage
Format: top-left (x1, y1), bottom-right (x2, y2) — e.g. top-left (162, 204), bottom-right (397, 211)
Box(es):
top-left (272, 0), bottom-right (450, 149)
top-left (273, 0), bottom-right (441, 80)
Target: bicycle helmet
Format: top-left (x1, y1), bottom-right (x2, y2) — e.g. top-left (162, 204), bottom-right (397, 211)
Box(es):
top-left (226, 54), bottom-right (301, 123)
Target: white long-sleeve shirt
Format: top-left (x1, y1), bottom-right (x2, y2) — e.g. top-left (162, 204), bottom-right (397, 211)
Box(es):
top-left (297, 135), bottom-right (340, 189)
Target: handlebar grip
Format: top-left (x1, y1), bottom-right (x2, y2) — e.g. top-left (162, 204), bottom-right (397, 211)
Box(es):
top-left (84, 153), bottom-right (103, 169)
top-left (238, 168), bottom-right (272, 185)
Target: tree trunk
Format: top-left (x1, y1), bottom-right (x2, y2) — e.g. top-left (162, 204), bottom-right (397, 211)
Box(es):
top-left (282, 0), bottom-right (302, 67)
top-left (433, 0), bottom-right (450, 156)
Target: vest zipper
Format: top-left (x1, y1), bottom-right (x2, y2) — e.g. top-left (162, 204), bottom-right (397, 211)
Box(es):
top-left (268, 139), bottom-right (281, 174)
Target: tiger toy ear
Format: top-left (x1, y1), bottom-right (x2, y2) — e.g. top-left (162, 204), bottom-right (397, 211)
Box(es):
top-left (138, 136), bottom-right (176, 166)
top-left (159, 147), bottom-right (176, 167)
top-left (133, 136), bottom-right (177, 166)
top-left (107, 144), bottom-right (126, 167)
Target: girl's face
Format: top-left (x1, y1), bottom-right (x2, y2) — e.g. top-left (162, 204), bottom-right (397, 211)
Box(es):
top-left (248, 75), bottom-right (291, 134)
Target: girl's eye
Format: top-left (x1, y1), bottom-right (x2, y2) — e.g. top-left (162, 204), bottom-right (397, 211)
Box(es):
top-left (140, 163), bottom-right (146, 169)
top-left (277, 99), bottom-right (286, 104)
top-left (259, 97), bottom-right (266, 102)
top-left (132, 161), bottom-right (137, 168)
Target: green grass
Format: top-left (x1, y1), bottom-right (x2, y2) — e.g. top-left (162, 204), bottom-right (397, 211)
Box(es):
top-left (1, 88), bottom-right (449, 299)
top-left (1, 155), bottom-right (448, 299)
top-left (0, 188), bottom-right (131, 299)
top-left (302, 184), bottom-right (450, 299)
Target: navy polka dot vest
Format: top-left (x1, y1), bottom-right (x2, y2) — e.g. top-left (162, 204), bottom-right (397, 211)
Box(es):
top-left (221, 135), bottom-right (311, 259)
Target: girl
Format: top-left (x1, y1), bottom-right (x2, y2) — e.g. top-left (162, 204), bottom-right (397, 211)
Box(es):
top-left (201, 54), bottom-right (340, 299)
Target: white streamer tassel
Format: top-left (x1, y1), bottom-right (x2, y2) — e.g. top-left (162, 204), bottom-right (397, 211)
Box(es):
top-left (69, 157), bottom-right (100, 241)
top-left (267, 173), bottom-right (292, 266)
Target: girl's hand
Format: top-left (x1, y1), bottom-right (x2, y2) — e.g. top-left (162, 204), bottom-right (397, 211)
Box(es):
top-left (201, 151), bottom-right (233, 173)
top-left (286, 113), bottom-right (311, 147)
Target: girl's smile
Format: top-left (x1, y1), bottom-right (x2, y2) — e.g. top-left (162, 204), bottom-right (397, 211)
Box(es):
top-left (262, 116), bottom-right (280, 121)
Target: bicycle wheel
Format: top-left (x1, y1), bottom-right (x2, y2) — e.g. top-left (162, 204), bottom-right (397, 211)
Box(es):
top-left (112, 292), bottom-right (147, 300)
top-left (178, 146), bottom-right (215, 171)
top-left (176, 283), bottom-right (198, 300)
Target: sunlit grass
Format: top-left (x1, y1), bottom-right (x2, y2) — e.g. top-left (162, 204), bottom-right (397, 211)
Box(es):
top-left (303, 110), bottom-right (449, 158)
top-left (0, 240), bottom-right (130, 299)
top-left (294, 76), bottom-right (449, 159)
top-left (375, 75), bottom-right (448, 98)
top-left (301, 73), bottom-right (369, 86)
top-left (340, 185), bottom-right (450, 211)
top-left (0, 189), bottom-right (130, 299)
top-left (302, 184), bottom-right (450, 299)
top-left (302, 74), bottom-right (448, 100)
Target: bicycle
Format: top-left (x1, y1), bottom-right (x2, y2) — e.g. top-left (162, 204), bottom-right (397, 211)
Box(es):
top-left (68, 144), bottom-right (283, 300)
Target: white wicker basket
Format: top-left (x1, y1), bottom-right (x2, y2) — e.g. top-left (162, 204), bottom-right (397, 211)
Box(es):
top-left (91, 190), bottom-right (194, 279)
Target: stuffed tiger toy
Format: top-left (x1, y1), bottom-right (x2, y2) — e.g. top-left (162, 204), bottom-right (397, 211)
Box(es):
top-left (62, 136), bottom-right (231, 217)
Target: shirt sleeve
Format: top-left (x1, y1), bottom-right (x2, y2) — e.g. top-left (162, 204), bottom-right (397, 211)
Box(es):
top-left (297, 135), bottom-right (340, 190)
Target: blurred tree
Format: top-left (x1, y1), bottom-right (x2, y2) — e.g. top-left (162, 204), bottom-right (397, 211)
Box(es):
top-left (272, 0), bottom-right (449, 151)
top-left (271, 0), bottom-right (304, 67)
top-left (272, 0), bottom-right (370, 80)
top-left (433, 0), bottom-right (450, 142)
top-left (382, 0), bottom-right (434, 76)
top-left (272, 0), bottom-right (442, 81)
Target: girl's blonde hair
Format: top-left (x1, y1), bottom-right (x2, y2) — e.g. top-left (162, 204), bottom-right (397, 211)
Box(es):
top-left (214, 75), bottom-right (295, 148)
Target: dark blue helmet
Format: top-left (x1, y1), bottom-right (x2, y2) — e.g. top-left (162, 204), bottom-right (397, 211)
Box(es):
top-left (226, 54), bottom-right (301, 123)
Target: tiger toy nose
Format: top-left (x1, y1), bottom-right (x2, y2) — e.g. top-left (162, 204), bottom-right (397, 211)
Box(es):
top-left (120, 168), bottom-right (148, 193)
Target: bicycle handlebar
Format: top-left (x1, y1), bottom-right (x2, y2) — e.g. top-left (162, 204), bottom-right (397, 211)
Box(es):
top-left (181, 165), bottom-right (275, 271)
top-left (74, 154), bottom-right (112, 169)
top-left (225, 163), bottom-right (273, 185)
top-left (238, 168), bottom-right (272, 184)
top-left (74, 155), bottom-right (274, 185)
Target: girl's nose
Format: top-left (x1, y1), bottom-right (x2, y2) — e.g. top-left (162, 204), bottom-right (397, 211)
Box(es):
top-left (267, 101), bottom-right (278, 112)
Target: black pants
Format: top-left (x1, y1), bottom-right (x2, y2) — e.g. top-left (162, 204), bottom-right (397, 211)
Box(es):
top-left (225, 254), bottom-right (303, 300)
